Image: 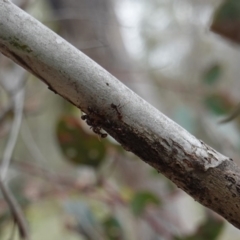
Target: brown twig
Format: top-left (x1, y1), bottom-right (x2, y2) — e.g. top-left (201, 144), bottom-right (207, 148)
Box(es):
top-left (0, 179), bottom-right (29, 239)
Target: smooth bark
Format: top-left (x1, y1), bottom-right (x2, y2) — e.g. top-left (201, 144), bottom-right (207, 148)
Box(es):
top-left (0, 0), bottom-right (240, 229)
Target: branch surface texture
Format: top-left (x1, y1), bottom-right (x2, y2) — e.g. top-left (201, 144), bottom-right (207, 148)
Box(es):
top-left (0, 0), bottom-right (240, 229)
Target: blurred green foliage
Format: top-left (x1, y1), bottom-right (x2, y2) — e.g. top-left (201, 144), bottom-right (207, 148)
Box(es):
top-left (211, 0), bottom-right (240, 43)
top-left (213, 0), bottom-right (240, 21)
top-left (103, 216), bottom-right (124, 240)
top-left (174, 215), bottom-right (224, 240)
top-left (56, 115), bottom-right (107, 168)
top-left (130, 191), bottom-right (160, 216)
top-left (202, 64), bottom-right (222, 86)
top-left (204, 93), bottom-right (233, 116)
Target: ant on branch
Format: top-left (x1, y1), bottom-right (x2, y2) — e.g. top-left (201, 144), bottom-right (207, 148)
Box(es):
top-left (81, 107), bottom-right (107, 138)
top-left (111, 103), bottom-right (123, 120)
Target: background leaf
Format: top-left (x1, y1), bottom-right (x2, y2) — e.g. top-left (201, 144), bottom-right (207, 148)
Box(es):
top-left (56, 115), bottom-right (107, 168)
top-left (130, 191), bottom-right (160, 216)
top-left (204, 93), bottom-right (233, 115)
top-left (202, 64), bottom-right (222, 86)
top-left (103, 216), bottom-right (124, 240)
top-left (174, 215), bottom-right (224, 240)
top-left (211, 0), bottom-right (240, 44)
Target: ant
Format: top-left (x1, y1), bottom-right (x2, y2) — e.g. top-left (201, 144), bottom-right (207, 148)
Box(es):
top-left (111, 103), bottom-right (123, 120)
top-left (81, 108), bottom-right (107, 138)
top-left (92, 125), bottom-right (107, 138)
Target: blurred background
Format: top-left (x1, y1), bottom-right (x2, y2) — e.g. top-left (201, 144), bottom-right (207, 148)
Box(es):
top-left (0, 0), bottom-right (240, 239)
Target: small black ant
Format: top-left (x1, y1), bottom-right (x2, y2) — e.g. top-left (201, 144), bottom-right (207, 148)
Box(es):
top-left (81, 109), bottom-right (107, 138)
top-left (92, 126), bottom-right (107, 138)
top-left (111, 103), bottom-right (122, 120)
top-left (81, 115), bottom-right (88, 121)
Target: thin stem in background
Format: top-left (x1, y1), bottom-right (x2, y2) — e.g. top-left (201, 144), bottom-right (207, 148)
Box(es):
top-left (0, 179), bottom-right (29, 240)
top-left (1, 87), bottom-right (25, 179)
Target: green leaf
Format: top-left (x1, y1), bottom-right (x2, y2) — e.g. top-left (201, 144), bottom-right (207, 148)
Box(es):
top-left (130, 191), bottom-right (160, 216)
top-left (211, 0), bottom-right (240, 44)
top-left (56, 115), bottom-right (107, 168)
top-left (174, 215), bottom-right (224, 240)
top-left (103, 216), bottom-right (123, 240)
top-left (214, 0), bottom-right (240, 21)
top-left (204, 93), bottom-right (233, 115)
top-left (202, 65), bottom-right (222, 86)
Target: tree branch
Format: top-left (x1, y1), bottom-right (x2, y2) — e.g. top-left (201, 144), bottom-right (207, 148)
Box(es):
top-left (0, 0), bottom-right (240, 229)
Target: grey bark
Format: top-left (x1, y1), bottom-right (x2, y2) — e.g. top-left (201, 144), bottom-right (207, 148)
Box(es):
top-left (47, 0), bottom-right (155, 104)
top-left (0, 0), bottom-right (240, 229)
top-left (48, 0), bottom-right (133, 79)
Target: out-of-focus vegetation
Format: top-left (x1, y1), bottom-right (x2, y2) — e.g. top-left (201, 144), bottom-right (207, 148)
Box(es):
top-left (1, 0), bottom-right (240, 239)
